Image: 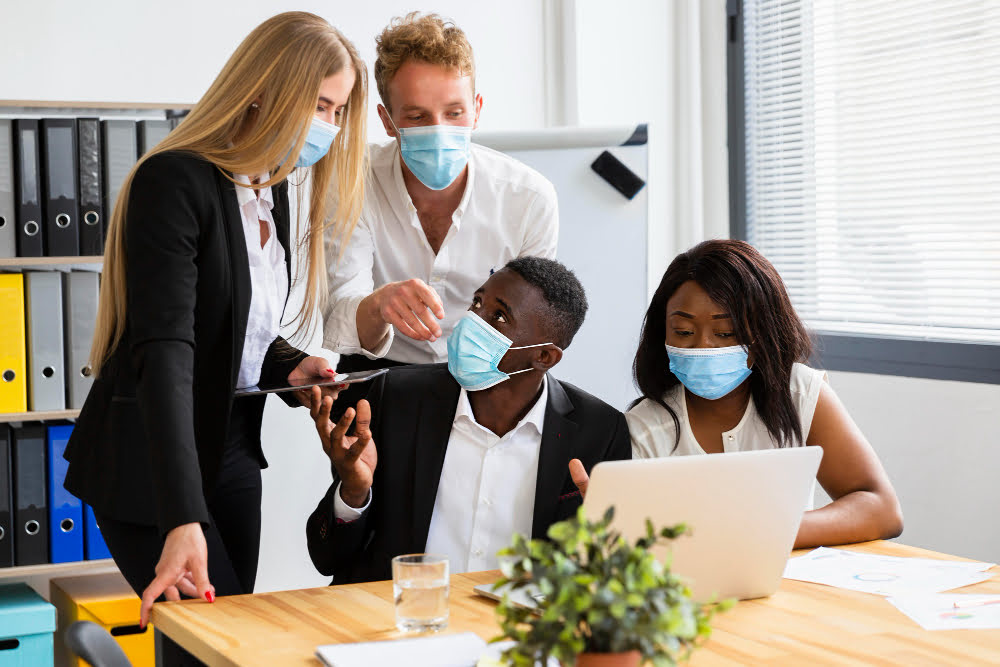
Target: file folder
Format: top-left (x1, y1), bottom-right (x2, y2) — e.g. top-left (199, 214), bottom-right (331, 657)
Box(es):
top-left (25, 271), bottom-right (66, 411)
top-left (101, 120), bottom-right (137, 222)
top-left (0, 119), bottom-right (15, 258)
top-left (77, 118), bottom-right (105, 256)
top-left (83, 504), bottom-right (112, 560)
top-left (63, 271), bottom-right (98, 409)
top-left (0, 426), bottom-right (13, 567)
top-left (13, 119), bottom-right (44, 257)
top-left (40, 119), bottom-right (80, 257)
top-left (0, 273), bottom-right (28, 414)
top-left (46, 424), bottom-right (82, 563)
top-left (11, 424), bottom-right (48, 565)
top-left (137, 120), bottom-right (171, 157)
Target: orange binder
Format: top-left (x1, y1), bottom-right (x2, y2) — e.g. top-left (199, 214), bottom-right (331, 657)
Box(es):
top-left (0, 273), bottom-right (27, 413)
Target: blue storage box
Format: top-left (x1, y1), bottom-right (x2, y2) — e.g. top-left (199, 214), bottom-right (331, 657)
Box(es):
top-left (0, 583), bottom-right (56, 666)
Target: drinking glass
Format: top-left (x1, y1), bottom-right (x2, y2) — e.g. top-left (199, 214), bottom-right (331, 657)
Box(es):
top-left (391, 554), bottom-right (450, 632)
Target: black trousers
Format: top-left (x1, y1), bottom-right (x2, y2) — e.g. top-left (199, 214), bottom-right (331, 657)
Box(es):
top-left (331, 353), bottom-right (409, 421)
top-left (96, 401), bottom-right (263, 666)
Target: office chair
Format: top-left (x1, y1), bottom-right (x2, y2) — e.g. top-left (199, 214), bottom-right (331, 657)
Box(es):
top-left (64, 620), bottom-right (133, 667)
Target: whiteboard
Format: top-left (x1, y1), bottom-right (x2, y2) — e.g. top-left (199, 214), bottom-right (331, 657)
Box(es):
top-left (476, 126), bottom-right (649, 411)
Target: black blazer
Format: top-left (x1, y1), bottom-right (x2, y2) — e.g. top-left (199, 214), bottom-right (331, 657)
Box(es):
top-left (306, 364), bottom-right (632, 584)
top-left (64, 151), bottom-right (306, 535)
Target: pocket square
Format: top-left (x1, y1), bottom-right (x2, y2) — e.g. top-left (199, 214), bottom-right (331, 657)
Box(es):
top-left (559, 490), bottom-right (582, 501)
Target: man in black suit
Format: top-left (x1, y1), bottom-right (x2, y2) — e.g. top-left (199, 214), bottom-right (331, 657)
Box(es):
top-left (306, 257), bottom-right (631, 584)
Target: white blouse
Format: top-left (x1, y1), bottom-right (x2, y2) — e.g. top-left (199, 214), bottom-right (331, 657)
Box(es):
top-left (234, 173), bottom-right (289, 389)
top-left (627, 363), bottom-right (828, 458)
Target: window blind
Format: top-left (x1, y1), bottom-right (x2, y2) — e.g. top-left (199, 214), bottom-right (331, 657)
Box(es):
top-left (742, 0), bottom-right (1000, 344)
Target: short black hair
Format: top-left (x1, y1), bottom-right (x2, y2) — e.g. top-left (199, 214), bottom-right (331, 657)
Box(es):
top-left (503, 256), bottom-right (588, 349)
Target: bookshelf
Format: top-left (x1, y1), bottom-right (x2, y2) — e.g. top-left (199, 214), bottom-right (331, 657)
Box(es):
top-left (0, 409), bottom-right (81, 424)
top-left (0, 558), bottom-right (114, 582)
top-left (0, 101), bottom-right (191, 597)
top-left (0, 256), bottom-right (102, 268)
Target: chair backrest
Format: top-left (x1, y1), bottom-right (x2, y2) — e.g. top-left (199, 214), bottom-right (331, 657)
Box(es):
top-left (64, 620), bottom-right (133, 667)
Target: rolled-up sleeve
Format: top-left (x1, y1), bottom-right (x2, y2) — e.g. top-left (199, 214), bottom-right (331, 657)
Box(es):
top-left (518, 180), bottom-right (559, 259)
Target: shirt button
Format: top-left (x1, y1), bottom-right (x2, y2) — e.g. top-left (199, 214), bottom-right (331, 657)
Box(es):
top-left (727, 435), bottom-right (735, 441)
top-left (481, 497), bottom-right (493, 506)
top-left (472, 549), bottom-right (484, 557)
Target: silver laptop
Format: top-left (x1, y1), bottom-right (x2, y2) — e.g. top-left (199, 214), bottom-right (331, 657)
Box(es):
top-left (582, 447), bottom-right (822, 601)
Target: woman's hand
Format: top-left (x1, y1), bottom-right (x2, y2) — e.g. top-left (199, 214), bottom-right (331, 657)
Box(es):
top-left (140, 522), bottom-right (214, 628)
top-left (289, 355), bottom-right (345, 408)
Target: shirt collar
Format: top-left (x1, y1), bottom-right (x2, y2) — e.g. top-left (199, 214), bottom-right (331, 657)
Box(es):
top-left (389, 141), bottom-right (475, 228)
top-left (454, 374), bottom-right (549, 438)
top-left (234, 172), bottom-right (274, 211)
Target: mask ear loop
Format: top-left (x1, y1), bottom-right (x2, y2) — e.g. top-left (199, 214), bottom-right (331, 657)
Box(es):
top-left (503, 342), bottom-right (560, 376)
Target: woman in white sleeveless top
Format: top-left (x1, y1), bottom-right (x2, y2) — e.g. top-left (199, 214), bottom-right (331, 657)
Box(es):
top-left (626, 240), bottom-right (903, 548)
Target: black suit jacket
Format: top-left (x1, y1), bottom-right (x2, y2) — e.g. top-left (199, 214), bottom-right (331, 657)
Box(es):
top-left (64, 151), bottom-right (306, 535)
top-left (306, 364), bottom-right (632, 584)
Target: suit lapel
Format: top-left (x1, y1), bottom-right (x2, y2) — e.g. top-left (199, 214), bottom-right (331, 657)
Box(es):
top-left (411, 368), bottom-right (462, 550)
top-left (531, 377), bottom-right (579, 538)
top-left (270, 180), bottom-right (293, 295)
top-left (217, 169), bottom-right (251, 388)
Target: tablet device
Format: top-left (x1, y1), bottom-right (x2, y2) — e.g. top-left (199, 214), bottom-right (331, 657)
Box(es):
top-left (233, 368), bottom-right (389, 397)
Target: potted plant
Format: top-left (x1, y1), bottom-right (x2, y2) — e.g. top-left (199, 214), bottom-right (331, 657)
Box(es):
top-left (491, 507), bottom-right (730, 667)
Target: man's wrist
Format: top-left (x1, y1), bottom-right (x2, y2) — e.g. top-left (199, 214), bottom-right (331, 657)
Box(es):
top-left (339, 483), bottom-right (370, 509)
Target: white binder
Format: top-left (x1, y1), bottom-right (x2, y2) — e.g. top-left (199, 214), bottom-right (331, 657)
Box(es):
top-left (0, 120), bottom-right (15, 258)
top-left (24, 271), bottom-right (66, 411)
top-left (62, 271), bottom-right (99, 409)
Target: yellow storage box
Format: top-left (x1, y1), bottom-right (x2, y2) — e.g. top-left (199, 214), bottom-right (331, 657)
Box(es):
top-left (50, 572), bottom-right (153, 667)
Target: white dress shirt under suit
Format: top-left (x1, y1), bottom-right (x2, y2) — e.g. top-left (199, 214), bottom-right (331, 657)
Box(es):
top-left (234, 172), bottom-right (289, 389)
top-left (322, 141), bottom-right (559, 365)
top-left (334, 377), bottom-right (549, 572)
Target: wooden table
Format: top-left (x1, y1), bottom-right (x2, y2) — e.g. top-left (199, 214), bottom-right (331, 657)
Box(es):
top-left (151, 541), bottom-right (1000, 666)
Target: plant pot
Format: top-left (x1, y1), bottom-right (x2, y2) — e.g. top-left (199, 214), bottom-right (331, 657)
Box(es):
top-left (574, 650), bottom-right (642, 667)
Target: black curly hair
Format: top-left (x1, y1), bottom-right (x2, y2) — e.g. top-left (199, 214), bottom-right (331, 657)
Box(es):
top-left (503, 256), bottom-right (588, 349)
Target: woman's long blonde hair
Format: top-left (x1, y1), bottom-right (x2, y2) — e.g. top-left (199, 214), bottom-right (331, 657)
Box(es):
top-left (90, 11), bottom-right (367, 376)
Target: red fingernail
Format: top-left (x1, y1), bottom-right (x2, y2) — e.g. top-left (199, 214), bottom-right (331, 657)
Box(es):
top-left (206, 591), bottom-right (215, 603)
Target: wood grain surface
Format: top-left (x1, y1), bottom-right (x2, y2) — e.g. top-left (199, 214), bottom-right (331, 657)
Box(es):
top-left (151, 541), bottom-right (1000, 666)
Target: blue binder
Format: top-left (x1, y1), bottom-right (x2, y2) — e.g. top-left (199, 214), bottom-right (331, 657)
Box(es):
top-left (46, 424), bottom-right (83, 563)
top-left (83, 504), bottom-right (112, 560)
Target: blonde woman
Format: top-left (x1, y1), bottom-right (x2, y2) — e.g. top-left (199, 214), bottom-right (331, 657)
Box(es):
top-left (62, 11), bottom-right (368, 647)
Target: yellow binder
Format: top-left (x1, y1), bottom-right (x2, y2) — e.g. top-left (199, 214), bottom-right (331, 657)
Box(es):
top-left (0, 273), bottom-right (28, 413)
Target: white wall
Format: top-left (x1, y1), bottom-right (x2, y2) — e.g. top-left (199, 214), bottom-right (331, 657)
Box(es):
top-left (571, 0), bottom-right (730, 298)
top-left (826, 372), bottom-right (1000, 563)
top-left (1, 0), bottom-right (548, 594)
top-left (0, 0), bottom-right (546, 137)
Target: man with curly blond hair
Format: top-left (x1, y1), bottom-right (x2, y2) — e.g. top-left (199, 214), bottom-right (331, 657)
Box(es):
top-left (323, 13), bottom-right (559, 392)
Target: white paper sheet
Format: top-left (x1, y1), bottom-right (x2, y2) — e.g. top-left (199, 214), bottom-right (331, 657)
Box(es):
top-left (316, 632), bottom-right (486, 667)
top-left (888, 594), bottom-right (1000, 630)
top-left (783, 547), bottom-right (995, 596)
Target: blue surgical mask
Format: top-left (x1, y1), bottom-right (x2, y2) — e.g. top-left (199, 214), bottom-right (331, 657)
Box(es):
top-left (294, 116), bottom-right (340, 168)
top-left (447, 311), bottom-right (553, 391)
top-left (666, 344), bottom-right (752, 400)
top-left (391, 119), bottom-right (473, 190)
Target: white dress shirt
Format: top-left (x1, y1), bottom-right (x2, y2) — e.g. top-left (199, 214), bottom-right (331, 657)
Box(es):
top-left (333, 376), bottom-right (549, 573)
top-left (323, 140), bottom-right (559, 364)
top-left (234, 173), bottom-right (289, 389)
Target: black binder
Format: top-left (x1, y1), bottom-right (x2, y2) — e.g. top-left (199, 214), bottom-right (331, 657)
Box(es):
top-left (77, 118), bottom-right (105, 256)
top-left (0, 426), bottom-right (13, 567)
top-left (137, 120), bottom-right (171, 157)
top-left (12, 119), bottom-right (44, 257)
top-left (11, 423), bottom-right (48, 565)
top-left (40, 118), bottom-right (80, 257)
